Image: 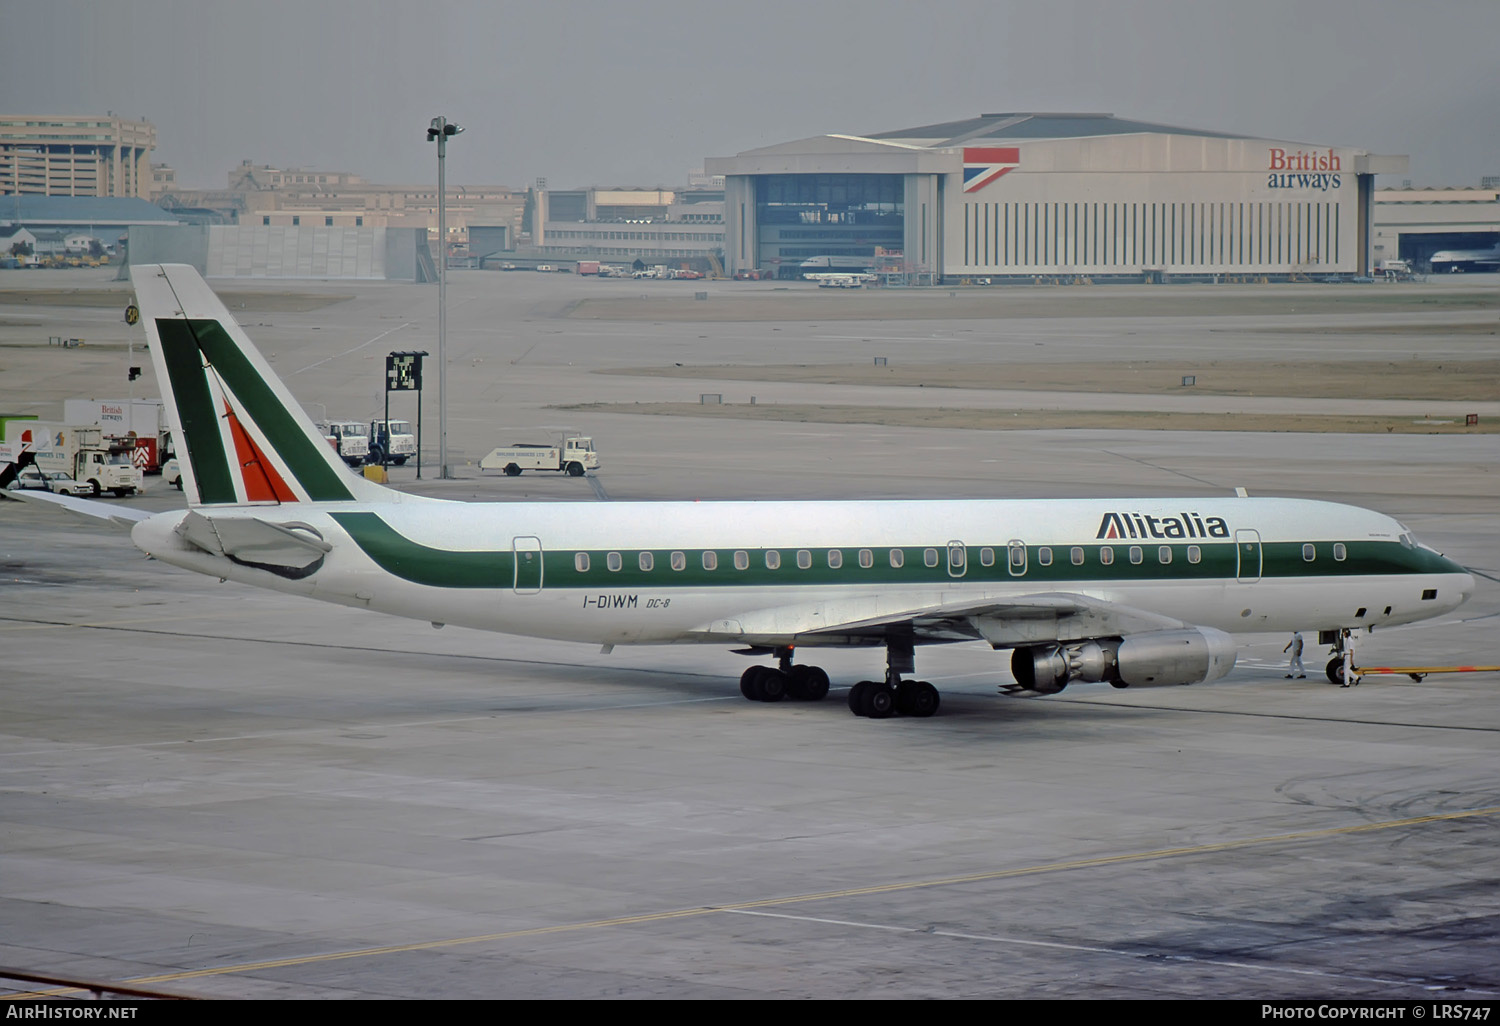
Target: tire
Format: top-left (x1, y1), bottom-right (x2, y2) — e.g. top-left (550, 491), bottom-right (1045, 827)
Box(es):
top-left (848, 681), bottom-right (872, 716)
top-left (1326, 656), bottom-right (1344, 685)
top-left (567, 462), bottom-right (584, 477)
top-left (862, 682), bottom-right (897, 719)
top-left (368, 445), bottom-right (384, 466)
top-left (790, 665), bottom-right (829, 701)
top-left (88, 479), bottom-right (101, 497)
top-left (504, 464), bottom-right (521, 477)
top-left (740, 666), bottom-right (764, 701)
top-left (392, 456), bottom-right (408, 466)
top-left (758, 669), bottom-right (787, 702)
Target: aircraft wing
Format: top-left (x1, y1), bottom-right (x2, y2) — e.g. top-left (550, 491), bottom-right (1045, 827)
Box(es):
top-left (698, 591), bottom-right (1188, 648)
top-left (2, 488), bottom-right (153, 528)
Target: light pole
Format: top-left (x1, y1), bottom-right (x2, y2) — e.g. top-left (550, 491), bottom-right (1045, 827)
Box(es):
top-left (426, 115), bottom-right (462, 478)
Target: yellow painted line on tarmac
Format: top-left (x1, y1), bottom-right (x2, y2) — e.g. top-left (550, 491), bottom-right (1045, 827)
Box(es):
top-left (12, 802), bottom-right (1491, 996)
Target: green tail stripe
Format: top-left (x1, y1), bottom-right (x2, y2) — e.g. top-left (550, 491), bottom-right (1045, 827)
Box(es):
top-left (185, 319), bottom-right (354, 502)
top-left (331, 512), bottom-right (510, 586)
top-left (156, 320), bottom-right (237, 504)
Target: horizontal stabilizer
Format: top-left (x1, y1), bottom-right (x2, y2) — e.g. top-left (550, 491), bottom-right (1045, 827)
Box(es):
top-left (2, 488), bottom-right (152, 527)
top-left (176, 511), bottom-right (331, 570)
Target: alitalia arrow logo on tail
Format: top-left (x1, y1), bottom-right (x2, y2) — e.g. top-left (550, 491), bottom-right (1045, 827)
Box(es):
top-left (963, 147), bottom-right (1020, 192)
top-left (1097, 512), bottom-right (1231, 540)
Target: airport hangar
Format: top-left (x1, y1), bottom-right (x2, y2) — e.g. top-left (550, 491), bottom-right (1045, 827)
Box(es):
top-left (706, 111), bottom-right (1408, 282)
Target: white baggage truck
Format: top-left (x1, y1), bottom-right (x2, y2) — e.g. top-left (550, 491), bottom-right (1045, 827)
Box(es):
top-left (480, 435), bottom-right (598, 477)
top-left (2, 422), bottom-right (142, 496)
top-left (368, 419), bottom-right (417, 465)
top-left (315, 420), bottom-right (370, 467)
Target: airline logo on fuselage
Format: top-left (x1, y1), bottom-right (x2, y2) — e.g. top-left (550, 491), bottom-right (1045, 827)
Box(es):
top-left (1097, 512), bottom-right (1230, 540)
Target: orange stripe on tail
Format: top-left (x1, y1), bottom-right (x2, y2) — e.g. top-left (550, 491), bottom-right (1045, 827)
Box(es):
top-left (224, 402), bottom-right (298, 502)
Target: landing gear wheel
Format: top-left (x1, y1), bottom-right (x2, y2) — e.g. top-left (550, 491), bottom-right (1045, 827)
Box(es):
top-left (848, 681), bottom-right (873, 716)
top-left (1326, 656), bottom-right (1344, 685)
top-left (861, 682), bottom-right (897, 719)
top-left (740, 666), bottom-right (786, 702)
top-left (789, 665), bottom-right (829, 701)
top-left (898, 680), bottom-right (940, 718)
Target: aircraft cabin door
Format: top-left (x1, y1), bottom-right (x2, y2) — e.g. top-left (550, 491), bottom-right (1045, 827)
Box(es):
top-left (513, 536), bottom-right (543, 594)
top-left (1235, 529), bottom-right (1262, 583)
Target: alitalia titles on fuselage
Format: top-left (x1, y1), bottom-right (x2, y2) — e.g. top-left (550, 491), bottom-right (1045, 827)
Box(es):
top-left (1097, 512), bottom-right (1230, 541)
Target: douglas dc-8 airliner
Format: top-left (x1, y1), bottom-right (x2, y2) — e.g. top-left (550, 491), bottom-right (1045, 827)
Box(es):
top-left (16, 264), bottom-right (1475, 718)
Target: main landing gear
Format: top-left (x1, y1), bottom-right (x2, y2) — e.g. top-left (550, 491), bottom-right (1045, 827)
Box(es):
top-left (740, 647), bottom-right (831, 703)
top-left (739, 640), bottom-right (942, 718)
top-left (848, 638), bottom-right (940, 719)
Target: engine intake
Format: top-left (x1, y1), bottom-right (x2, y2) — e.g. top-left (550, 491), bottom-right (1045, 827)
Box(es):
top-left (1011, 628), bottom-right (1237, 693)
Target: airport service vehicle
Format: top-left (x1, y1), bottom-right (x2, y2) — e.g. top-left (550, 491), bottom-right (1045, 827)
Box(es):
top-left (315, 420), bottom-right (369, 467)
top-left (2, 422), bottom-right (141, 496)
top-left (162, 457), bottom-right (182, 490)
top-left (368, 419), bottom-right (417, 466)
top-left (734, 268), bottom-right (774, 281)
top-left (6, 467), bottom-right (91, 496)
top-left (17, 264), bottom-right (1476, 721)
top-left (480, 436), bottom-right (598, 477)
top-left (63, 398), bottom-right (172, 472)
top-left (576, 261), bottom-right (601, 276)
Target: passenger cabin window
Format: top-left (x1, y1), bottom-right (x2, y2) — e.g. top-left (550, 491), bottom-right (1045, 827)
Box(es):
top-left (980, 547), bottom-right (995, 567)
top-left (858, 549), bottom-right (872, 568)
top-left (702, 551), bottom-right (718, 571)
top-left (1302, 544), bottom-right (1316, 562)
top-left (638, 552), bottom-right (654, 572)
top-left (1129, 546), bottom-right (1143, 564)
top-left (1333, 543), bottom-right (1347, 561)
top-left (1158, 546), bottom-right (1172, 564)
top-left (828, 549), bottom-right (844, 569)
top-left (796, 549), bottom-right (812, 570)
top-left (1071, 547), bottom-right (1084, 566)
top-left (607, 552), bottom-right (622, 572)
top-left (948, 544), bottom-right (965, 570)
top-left (924, 548), bottom-right (939, 568)
top-left (1100, 546), bottom-right (1114, 565)
top-left (671, 551), bottom-right (686, 571)
top-left (889, 549), bottom-right (904, 568)
top-left (764, 550), bottom-right (781, 570)
top-left (1037, 546), bottom-right (1052, 566)
top-left (1187, 545), bottom-right (1201, 564)
top-left (574, 552), bottom-right (590, 572)
top-left (734, 550), bottom-right (749, 570)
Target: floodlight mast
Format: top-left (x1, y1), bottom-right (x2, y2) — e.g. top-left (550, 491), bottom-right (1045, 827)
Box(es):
top-left (426, 116), bottom-right (463, 478)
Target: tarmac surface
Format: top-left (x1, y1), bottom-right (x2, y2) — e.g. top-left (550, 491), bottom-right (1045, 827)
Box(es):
top-left (1, 267), bottom-right (1497, 999)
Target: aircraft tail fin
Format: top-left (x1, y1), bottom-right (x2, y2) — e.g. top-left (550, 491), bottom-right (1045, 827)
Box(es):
top-left (129, 263), bottom-right (399, 508)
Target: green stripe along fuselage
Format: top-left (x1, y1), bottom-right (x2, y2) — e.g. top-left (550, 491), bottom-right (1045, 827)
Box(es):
top-left (329, 511), bottom-right (1459, 592)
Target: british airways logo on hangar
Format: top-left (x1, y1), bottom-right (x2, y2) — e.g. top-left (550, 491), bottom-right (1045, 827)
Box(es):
top-left (962, 147), bottom-right (1020, 192)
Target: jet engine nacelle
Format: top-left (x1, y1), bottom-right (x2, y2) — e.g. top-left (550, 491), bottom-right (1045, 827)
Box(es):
top-left (1011, 628), bottom-right (1237, 694)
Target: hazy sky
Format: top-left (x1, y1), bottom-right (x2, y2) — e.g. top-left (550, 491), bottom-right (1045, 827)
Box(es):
top-left (3, 0), bottom-right (1497, 191)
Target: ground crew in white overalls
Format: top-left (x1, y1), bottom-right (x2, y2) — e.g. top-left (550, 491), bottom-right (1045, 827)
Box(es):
top-left (1283, 631), bottom-right (1305, 678)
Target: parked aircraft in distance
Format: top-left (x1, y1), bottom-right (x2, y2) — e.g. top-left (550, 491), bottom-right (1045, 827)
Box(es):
top-left (9, 265), bottom-right (1474, 719)
top-left (1428, 244), bottom-right (1500, 272)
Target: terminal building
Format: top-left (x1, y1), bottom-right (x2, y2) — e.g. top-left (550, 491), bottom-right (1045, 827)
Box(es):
top-left (706, 112), bottom-right (1409, 281)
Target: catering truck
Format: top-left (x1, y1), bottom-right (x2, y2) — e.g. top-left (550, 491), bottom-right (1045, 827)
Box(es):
top-left (63, 398), bottom-right (172, 472)
top-left (2, 422), bottom-right (142, 496)
top-left (480, 434), bottom-right (599, 477)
